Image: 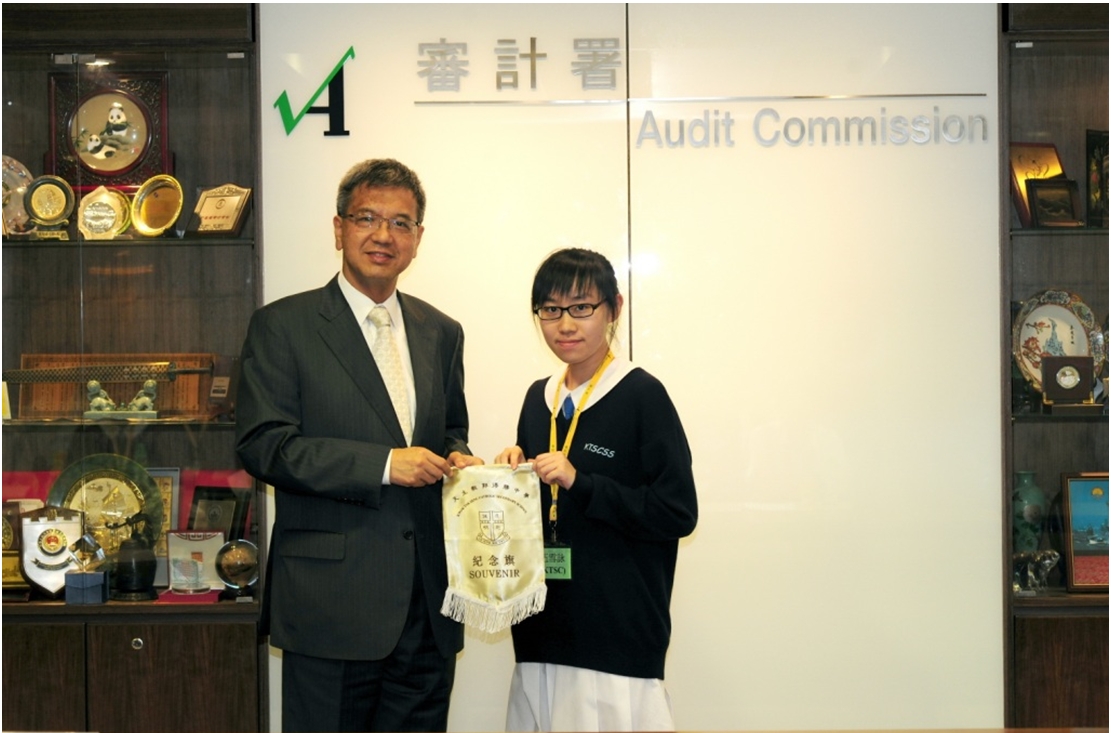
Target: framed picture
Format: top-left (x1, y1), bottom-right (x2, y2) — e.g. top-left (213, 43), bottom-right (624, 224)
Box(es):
top-left (187, 486), bottom-right (249, 541)
top-left (1085, 129), bottom-right (1108, 228)
top-left (49, 71), bottom-right (170, 192)
top-left (167, 531), bottom-right (224, 592)
top-left (1061, 472), bottom-right (1109, 592)
top-left (1040, 355), bottom-right (1095, 405)
top-left (1009, 142), bottom-right (1065, 228)
top-left (1026, 178), bottom-right (1083, 228)
top-left (146, 467), bottom-right (181, 586)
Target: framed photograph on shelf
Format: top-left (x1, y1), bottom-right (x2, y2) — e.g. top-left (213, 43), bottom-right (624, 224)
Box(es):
top-left (146, 467), bottom-right (181, 586)
top-left (1009, 142), bottom-right (1064, 228)
top-left (167, 531), bottom-right (224, 593)
top-left (187, 486), bottom-right (249, 541)
top-left (1085, 129), bottom-right (1108, 228)
top-left (1026, 178), bottom-right (1083, 228)
top-left (48, 71), bottom-right (170, 192)
top-left (1061, 472), bottom-right (1109, 592)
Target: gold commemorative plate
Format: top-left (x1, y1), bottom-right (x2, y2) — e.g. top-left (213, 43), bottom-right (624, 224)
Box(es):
top-left (78, 185), bottom-right (131, 240)
top-left (130, 174), bottom-right (182, 237)
top-left (25, 175), bottom-right (75, 227)
top-left (47, 453), bottom-right (163, 558)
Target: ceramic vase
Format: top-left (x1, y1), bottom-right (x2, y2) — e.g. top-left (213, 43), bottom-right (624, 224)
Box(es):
top-left (1012, 470), bottom-right (1048, 553)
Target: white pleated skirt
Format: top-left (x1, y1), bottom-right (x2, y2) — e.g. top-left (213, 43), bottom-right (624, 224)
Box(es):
top-left (505, 662), bottom-right (675, 732)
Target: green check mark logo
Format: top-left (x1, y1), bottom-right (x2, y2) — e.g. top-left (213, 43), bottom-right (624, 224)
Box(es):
top-left (274, 46), bottom-right (356, 135)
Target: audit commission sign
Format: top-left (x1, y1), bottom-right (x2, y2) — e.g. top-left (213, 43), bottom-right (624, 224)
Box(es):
top-left (273, 44), bottom-right (990, 151)
top-left (635, 98), bottom-right (990, 149)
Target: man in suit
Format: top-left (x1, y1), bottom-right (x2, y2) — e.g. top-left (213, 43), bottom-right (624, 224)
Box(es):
top-left (236, 159), bottom-right (483, 732)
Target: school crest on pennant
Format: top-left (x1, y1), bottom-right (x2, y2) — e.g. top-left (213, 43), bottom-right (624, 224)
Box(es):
top-left (478, 510), bottom-right (508, 545)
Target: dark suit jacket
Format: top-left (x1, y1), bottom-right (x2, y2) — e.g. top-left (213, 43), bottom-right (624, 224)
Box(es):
top-left (235, 276), bottom-right (469, 660)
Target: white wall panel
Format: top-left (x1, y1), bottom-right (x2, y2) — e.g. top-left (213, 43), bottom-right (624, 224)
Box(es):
top-left (261, 6), bottom-right (630, 731)
top-left (627, 5), bottom-right (1001, 730)
top-left (261, 4), bottom-right (1001, 730)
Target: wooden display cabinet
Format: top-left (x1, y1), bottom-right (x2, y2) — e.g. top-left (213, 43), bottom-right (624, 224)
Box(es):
top-left (2, 5), bottom-right (266, 732)
top-left (1000, 4), bottom-right (1109, 727)
top-left (3, 607), bottom-right (260, 733)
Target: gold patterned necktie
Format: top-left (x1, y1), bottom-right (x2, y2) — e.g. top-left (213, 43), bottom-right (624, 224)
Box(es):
top-left (367, 306), bottom-right (412, 445)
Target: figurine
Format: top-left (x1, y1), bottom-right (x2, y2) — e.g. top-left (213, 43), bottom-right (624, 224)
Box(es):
top-left (84, 379), bottom-right (159, 420)
top-left (126, 380), bottom-right (158, 412)
top-left (1012, 549), bottom-right (1060, 594)
top-left (86, 380), bottom-right (116, 411)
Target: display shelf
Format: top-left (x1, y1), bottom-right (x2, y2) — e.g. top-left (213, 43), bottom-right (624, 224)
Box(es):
top-left (2, 421), bottom-right (245, 471)
top-left (2, 48), bottom-right (258, 236)
top-left (1010, 226), bottom-right (1109, 236)
top-left (1011, 414), bottom-right (1108, 423)
top-left (2, 236), bottom-right (257, 248)
top-left (1000, 5), bottom-right (1108, 728)
top-left (1012, 592), bottom-right (1110, 613)
top-left (2, 418), bottom-right (238, 427)
top-left (2, 5), bottom-right (264, 731)
top-left (3, 242), bottom-right (256, 381)
top-left (3, 599), bottom-right (259, 618)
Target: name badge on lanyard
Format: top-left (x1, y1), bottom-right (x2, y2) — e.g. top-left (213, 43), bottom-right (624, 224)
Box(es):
top-left (544, 544), bottom-right (571, 580)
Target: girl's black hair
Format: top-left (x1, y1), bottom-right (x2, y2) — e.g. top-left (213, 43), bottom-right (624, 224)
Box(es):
top-left (531, 248), bottom-right (620, 316)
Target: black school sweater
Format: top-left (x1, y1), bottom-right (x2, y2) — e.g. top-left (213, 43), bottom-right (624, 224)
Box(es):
top-left (509, 367), bottom-right (698, 679)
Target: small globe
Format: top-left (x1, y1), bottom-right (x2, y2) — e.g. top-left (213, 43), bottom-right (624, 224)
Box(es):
top-left (215, 539), bottom-right (259, 590)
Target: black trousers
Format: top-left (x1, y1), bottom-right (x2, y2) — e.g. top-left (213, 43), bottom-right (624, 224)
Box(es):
top-left (281, 581), bottom-right (456, 733)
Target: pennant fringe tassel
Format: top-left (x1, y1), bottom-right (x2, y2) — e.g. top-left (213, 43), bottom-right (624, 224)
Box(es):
top-left (441, 582), bottom-right (547, 634)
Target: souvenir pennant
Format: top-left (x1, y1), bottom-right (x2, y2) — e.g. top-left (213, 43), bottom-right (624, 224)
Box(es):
top-left (441, 464), bottom-right (545, 633)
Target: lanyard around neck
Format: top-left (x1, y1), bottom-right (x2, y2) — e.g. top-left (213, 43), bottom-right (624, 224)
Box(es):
top-left (547, 351), bottom-right (614, 537)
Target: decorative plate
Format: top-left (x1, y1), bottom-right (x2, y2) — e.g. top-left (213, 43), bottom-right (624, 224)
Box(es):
top-left (47, 453), bottom-right (163, 558)
top-left (1012, 289), bottom-right (1105, 392)
top-left (2, 155), bottom-right (34, 233)
top-left (130, 174), bottom-right (182, 236)
top-left (25, 175), bottom-right (75, 227)
top-left (70, 89), bottom-right (151, 175)
top-left (77, 185), bottom-right (132, 240)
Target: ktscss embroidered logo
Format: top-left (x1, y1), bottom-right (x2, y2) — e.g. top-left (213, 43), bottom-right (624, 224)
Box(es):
top-left (583, 443), bottom-right (615, 458)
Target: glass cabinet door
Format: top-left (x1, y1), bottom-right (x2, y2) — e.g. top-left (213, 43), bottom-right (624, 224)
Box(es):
top-left (3, 42), bottom-right (262, 601)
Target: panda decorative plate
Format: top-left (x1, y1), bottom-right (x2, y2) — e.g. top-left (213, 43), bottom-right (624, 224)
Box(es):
top-left (69, 89), bottom-right (150, 175)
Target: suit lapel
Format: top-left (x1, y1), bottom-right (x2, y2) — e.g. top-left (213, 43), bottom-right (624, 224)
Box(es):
top-left (316, 278), bottom-right (407, 445)
top-left (399, 292), bottom-right (438, 445)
